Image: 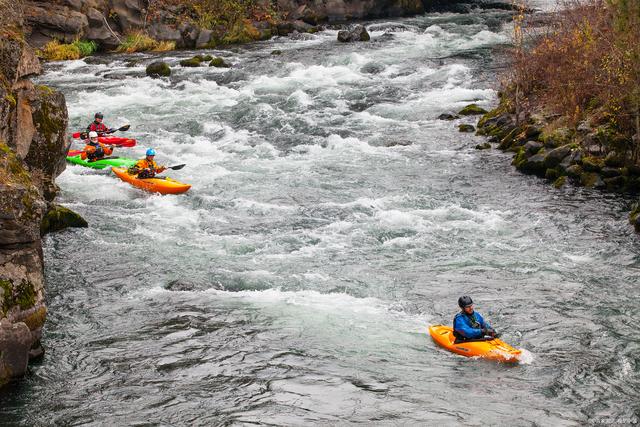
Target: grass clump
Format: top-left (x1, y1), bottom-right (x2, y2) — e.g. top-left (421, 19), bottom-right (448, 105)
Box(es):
top-left (116, 31), bottom-right (158, 53)
top-left (39, 39), bottom-right (98, 61)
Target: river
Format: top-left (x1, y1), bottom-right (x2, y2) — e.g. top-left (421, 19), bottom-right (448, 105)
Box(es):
top-left (1, 4), bottom-right (639, 426)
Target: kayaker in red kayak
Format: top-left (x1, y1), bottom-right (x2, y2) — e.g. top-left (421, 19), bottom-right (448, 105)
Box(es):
top-left (453, 296), bottom-right (498, 343)
top-left (86, 112), bottom-right (115, 136)
top-left (81, 131), bottom-right (113, 161)
top-left (128, 148), bottom-right (166, 179)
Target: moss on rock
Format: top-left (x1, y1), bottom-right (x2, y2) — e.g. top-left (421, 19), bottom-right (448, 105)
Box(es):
top-left (180, 57), bottom-right (202, 67)
top-left (146, 61), bottom-right (171, 78)
top-left (553, 176), bottom-right (567, 188)
top-left (581, 156), bottom-right (604, 172)
top-left (458, 103), bottom-right (488, 116)
top-left (459, 124), bottom-right (475, 133)
top-left (40, 205), bottom-right (88, 235)
top-left (209, 57), bottom-right (230, 68)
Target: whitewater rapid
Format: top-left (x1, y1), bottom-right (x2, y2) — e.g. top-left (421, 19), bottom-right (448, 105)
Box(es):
top-left (1, 7), bottom-right (638, 426)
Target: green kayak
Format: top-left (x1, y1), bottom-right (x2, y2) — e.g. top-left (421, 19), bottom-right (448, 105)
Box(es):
top-left (66, 154), bottom-right (137, 170)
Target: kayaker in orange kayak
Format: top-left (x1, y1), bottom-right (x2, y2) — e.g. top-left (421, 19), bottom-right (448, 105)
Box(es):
top-left (81, 131), bottom-right (113, 161)
top-left (453, 296), bottom-right (498, 343)
top-left (86, 112), bottom-right (115, 136)
top-left (128, 148), bottom-right (166, 179)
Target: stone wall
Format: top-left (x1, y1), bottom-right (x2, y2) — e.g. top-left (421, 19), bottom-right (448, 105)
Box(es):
top-left (0, 2), bottom-right (70, 387)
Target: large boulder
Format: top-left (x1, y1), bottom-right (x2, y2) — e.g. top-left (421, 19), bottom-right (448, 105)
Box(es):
top-left (110, 0), bottom-right (144, 33)
top-left (517, 152), bottom-right (546, 176)
top-left (337, 25), bottom-right (370, 42)
top-left (40, 204), bottom-right (88, 235)
top-left (148, 22), bottom-right (182, 44)
top-left (458, 103), bottom-right (488, 116)
top-left (145, 61), bottom-right (171, 78)
top-left (0, 319), bottom-right (32, 386)
top-left (24, 2), bottom-right (89, 46)
top-left (543, 144), bottom-right (572, 169)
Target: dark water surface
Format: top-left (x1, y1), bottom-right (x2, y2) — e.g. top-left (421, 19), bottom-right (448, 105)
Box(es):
top-left (1, 6), bottom-right (639, 426)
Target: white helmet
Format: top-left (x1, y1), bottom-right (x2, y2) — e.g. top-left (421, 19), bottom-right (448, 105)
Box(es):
top-left (88, 131), bottom-right (98, 138)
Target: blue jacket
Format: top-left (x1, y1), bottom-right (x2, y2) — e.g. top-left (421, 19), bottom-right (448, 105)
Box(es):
top-left (453, 311), bottom-right (491, 339)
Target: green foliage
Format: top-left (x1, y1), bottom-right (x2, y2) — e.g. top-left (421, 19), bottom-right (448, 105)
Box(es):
top-left (38, 39), bottom-right (97, 61)
top-left (74, 39), bottom-right (97, 57)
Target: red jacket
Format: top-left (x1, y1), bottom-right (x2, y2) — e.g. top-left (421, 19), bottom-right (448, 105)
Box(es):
top-left (87, 121), bottom-right (110, 134)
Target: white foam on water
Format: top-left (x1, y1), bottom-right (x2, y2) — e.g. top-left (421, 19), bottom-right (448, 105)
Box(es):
top-left (517, 348), bottom-right (535, 365)
top-left (139, 286), bottom-right (432, 333)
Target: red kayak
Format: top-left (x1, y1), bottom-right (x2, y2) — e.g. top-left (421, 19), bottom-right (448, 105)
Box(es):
top-left (73, 136), bottom-right (136, 147)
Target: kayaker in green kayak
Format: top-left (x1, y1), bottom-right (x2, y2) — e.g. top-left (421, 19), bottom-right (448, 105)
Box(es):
top-left (81, 131), bottom-right (113, 161)
top-left (128, 149), bottom-right (167, 179)
top-left (453, 296), bottom-right (498, 343)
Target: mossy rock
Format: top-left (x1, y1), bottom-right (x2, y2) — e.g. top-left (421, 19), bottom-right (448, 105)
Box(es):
top-left (581, 156), bottom-right (604, 172)
top-left (1, 279), bottom-right (37, 314)
top-left (518, 152), bottom-right (547, 176)
top-left (553, 176), bottom-right (566, 189)
top-left (475, 142), bottom-right (491, 150)
top-left (541, 127), bottom-right (573, 148)
top-left (545, 168), bottom-right (560, 181)
top-left (580, 172), bottom-right (605, 188)
top-left (201, 55), bottom-right (213, 62)
top-left (40, 205), bottom-right (88, 235)
top-left (511, 147), bottom-right (527, 168)
top-left (627, 177), bottom-right (640, 193)
top-left (146, 61), bottom-right (171, 78)
top-left (271, 49), bottom-right (283, 55)
top-left (604, 151), bottom-right (624, 168)
top-left (459, 124), bottom-right (475, 133)
top-left (629, 165), bottom-right (640, 176)
top-left (458, 103), bottom-right (488, 116)
top-left (209, 57), bottom-right (230, 68)
top-left (629, 202), bottom-right (640, 232)
top-left (566, 164), bottom-right (583, 180)
top-left (180, 57), bottom-right (202, 67)
top-left (604, 176), bottom-right (627, 191)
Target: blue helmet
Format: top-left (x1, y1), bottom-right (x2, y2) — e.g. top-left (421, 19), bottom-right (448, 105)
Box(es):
top-left (146, 148), bottom-right (156, 156)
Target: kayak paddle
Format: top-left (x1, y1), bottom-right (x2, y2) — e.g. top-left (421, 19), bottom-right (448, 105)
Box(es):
top-left (72, 124), bottom-right (130, 139)
top-left (166, 164), bottom-right (186, 170)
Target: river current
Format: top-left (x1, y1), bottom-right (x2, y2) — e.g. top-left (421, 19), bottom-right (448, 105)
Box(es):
top-left (1, 5), bottom-right (639, 426)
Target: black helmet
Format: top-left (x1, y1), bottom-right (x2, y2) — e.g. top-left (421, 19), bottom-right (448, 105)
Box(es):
top-left (458, 296), bottom-right (473, 308)
top-left (95, 112), bottom-right (104, 119)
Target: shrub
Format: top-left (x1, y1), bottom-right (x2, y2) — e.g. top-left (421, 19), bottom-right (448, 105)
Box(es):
top-left (506, 0), bottom-right (640, 160)
top-left (74, 39), bottom-right (98, 56)
top-left (116, 31), bottom-right (158, 53)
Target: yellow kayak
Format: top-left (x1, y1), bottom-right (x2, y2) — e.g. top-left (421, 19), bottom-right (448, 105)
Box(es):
top-left (429, 325), bottom-right (521, 363)
top-left (112, 167), bottom-right (191, 195)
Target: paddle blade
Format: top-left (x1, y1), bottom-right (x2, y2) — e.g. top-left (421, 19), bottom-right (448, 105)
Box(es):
top-left (168, 164), bottom-right (186, 170)
top-left (118, 124), bottom-right (130, 132)
top-left (72, 132), bottom-right (81, 138)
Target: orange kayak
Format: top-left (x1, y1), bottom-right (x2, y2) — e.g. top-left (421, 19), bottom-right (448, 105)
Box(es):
top-left (111, 167), bottom-right (191, 195)
top-left (429, 325), bottom-right (521, 363)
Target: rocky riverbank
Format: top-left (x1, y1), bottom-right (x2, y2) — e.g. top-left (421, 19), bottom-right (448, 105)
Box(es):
top-left (472, 99), bottom-right (640, 232)
top-left (24, 0), bottom-right (515, 54)
top-left (0, 1), bottom-right (86, 387)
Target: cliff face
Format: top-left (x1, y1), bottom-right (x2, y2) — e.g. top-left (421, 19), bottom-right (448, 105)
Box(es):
top-left (0, 0), bottom-right (69, 387)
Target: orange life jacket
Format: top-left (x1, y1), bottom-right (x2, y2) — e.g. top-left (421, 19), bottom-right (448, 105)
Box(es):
top-left (81, 142), bottom-right (113, 161)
